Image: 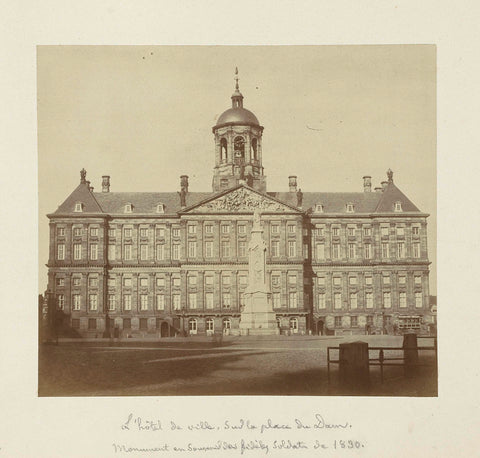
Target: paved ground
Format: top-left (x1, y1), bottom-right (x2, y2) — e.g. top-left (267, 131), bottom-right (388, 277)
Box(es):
top-left (38, 335), bottom-right (437, 397)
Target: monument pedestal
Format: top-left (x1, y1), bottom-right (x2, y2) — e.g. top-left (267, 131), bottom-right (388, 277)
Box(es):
top-left (239, 290), bottom-right (279, 336)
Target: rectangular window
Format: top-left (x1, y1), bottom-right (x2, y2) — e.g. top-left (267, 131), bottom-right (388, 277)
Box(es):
top-left (205, 241), bottom-right (213, 258)
top-left (90, 244), bottom-right (98, 260)
top-left (139, 277), bottom-right (148, 287)
top-left (57, 244), bottom-right (65, 260)
top-left (188, 225), bottom-right (196, 234)
top-left (333, 277), bottom-right (341, 287)
top-left (315, 226), bottom-right (324, 236)
top-left (332, 227), bottom-right (339, 236)
top-left (188, 241), bottom-right (197, 258)
top-left (88, 277), bottom-right (98, 287)
top-left (73, 227), bottom-right (82, 237)
top-left (289, 292), bottom-right (297, 308)
top-left (271, 224), bottom-right (279, 234)
top-left (156, 244), bottom-right (165, 260)
top-left (221, 241), bottom-right (230, 258)
top-left (271, 275), bottom-right (280, 287)
top-left (189, 293), bottom-right (197, 309)
top-left (140, 318), bottom-right (148, 330)
top-left (412, 226), bottom-right (420, 236)
top-left (124, 228), bottom-right (132, 238)
top-left (156, 227), bottom-right (165, 238)
top-left (108, 228), bottom-right (116, 237)
top-left (288, 275), bottom-right (296, 286)
top-left (156, 294), bottom-right (165, 310)
top-left (123, 277), bottom-right (132, 287)
top-left (107, 277), bottom-right (116, 288)
top-left (108, 295), bottom-right (116, 311)
top-left (287, 224), bottom-right (296, 234)
top-left (399, 275), bottom-right (406, 285)
top-left (366, 292), bottom-right (373, 309)
top-left (365, 276), bottom-right (372, 286)
top-left (205, 292), bottom-right (214, 309)
top-left (383, 275), bottom-right (390, 285)
top-left (381, 242), bottom-right (389, 258)
top-left (239, 275), bottom-right (248, 286)
top-left (396, 226), bottom-right (405, 236)
top-left (413, 242), bottom-right (420, 258)
top-left (124, 244), bottom-right (132, 261)
top-left (57, 227), bottom-right (65, 236)
top-left (88, 318), bottom-right (96, 330)
top-left (288, 240), bottom-right (296, 257)
top-left (57, 294), bottom-right (65, 310)
top-left (73, 243), bottom-right (82, 260)
top-left (363, 227), bottom-right (372, 236)
top-left (335, 316), bottom-right (342, 327)
top-left (172, 244), bottom-right (180, 260)
top-left (315, 243), bottom-right (325, 260)
top-left (56, 277), bottom-right (65, 287)
top-left (348, 243), bottom-right (356, 259)
top-left (397, 242), bottom-right (405, 259)
top-left (238, 240), bottom-right (246, 257)
top-left (317, 277), bottom-right (325, 286)
top-left (90, 227), bottom-right (98, 237)
top-left (399, 292), bottom-right (407, 308)
top-left (347, 226), bottom-right (355, 236)
top-left (332, 243), bottom-right (340, 259)
top-left (188, 276), bottom-right (197, 286)
top-left (350, 292), bottom-right (357, 309)
top-left (205, 275), bottom-right (214, 286)
top-left (318, 293), bottom-right (326, 309)
top-left (351, 316), bottom-right (358, 327)
top-left (415, 292), bottom-right (423, 308)
top-left (108, 244), bottom-right (116, 260)
top-left (172, 227), bottom-right (180, 237)
top-left (381, 226), bottom-right (389, 236)
top-left (349, 276), bottom-right (357, 285)
top-left (273, 292), bottom-right (281, 308)
top-left (73, 277), bottom-right (81, 287)
top-left (89, 294), bottom-right (98, 311)
top-left (140, 244), bottom-right (148, 261)
top-left (123, 295), bottom-right (131, 311)
top-left (334, 293), bottom-right (342, 309)
top-left (172, 277), bottom-right (181, 287)
top-left (156, 277), bottom-right (165, 287)
top-left (221, 224), bottom-right (230, 234)
top-left (222, 275), bottom-right (231, 285)
top-left (271, 240), bottom-right (279, 257)
top-left (173, 294), bottom-right (181, 310)
top-left (205, 225), bottom-right (213, 234)
top-left (222, 293), bottom-right (231, 308)
top-left (364, 243), bottom-right (371, 259)
top-left (72, 294), bottom-right (81, 310)
top-left (383, 292), bottom-right (391, 309)
top-left (415, 275), bottom-right (422, 285)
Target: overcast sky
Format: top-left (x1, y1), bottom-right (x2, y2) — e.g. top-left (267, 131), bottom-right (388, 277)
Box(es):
top-left (37, 45), bottom-right (436, 293)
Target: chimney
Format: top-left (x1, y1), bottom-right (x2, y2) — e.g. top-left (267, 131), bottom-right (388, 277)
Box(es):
top-left (289, 175), bottom-right (297, 192)
top-left (381, 181), bottom-right (388, 191)
top-left (102, 175), bottom-right (110, 193)
top-left (180, 175), bottom-right (189, 193)
top-left (363, 175), bottom-right (372, 192)
top-left (86, 180), bottom-right (94, 192)
top-left (374, 187), bottom-right (383, 193)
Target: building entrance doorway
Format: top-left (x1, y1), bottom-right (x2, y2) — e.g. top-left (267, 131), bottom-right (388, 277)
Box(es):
top-left (160, 321), bottom-right (170, 338)
top-left (317, 320), bottom-right (325, 335)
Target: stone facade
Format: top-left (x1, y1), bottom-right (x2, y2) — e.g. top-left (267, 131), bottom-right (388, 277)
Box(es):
top-left (44, 77), bottom-right (432, 338)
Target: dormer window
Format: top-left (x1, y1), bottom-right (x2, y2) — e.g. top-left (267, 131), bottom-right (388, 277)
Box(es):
top-left (124, 203), bottom-right (133, 213)
top-left (394, 201), bottom-right (403, 212)
top-left (156, 203), bottom-right (165, 214)
top-left (346, 203), bottom-right (355, 213)
top-left (74, 202), bottom-right (83, 212)
top-left (315, 204), bottom-right (324, 213)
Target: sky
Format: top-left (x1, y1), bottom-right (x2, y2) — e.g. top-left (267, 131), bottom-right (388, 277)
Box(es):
top-left (37, 45), bottom-right (436, 293)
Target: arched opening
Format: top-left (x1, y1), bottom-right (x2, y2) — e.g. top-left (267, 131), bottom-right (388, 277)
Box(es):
top-left (317, 320), bottom-right (324, 336)
top-left (220, 138), bottom-right (228, 163)
top-left (234, 136), bottom-right (245, 162)
top-left (290, 317), bottom-right (298, 334)
top-left (206, 318), bottom-right (215, 336)
top-left (188, 318), bottom-right (197, 335)
top-left (160, 321), bottom-right (170, 338)
top-left (223, 318), bottom-right (231, 335)
top-left (251, 138), bottom-right (258, 161)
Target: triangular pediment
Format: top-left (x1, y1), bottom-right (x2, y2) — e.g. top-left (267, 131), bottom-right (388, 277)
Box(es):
top-left (182, 185), bottom-right (302, 214)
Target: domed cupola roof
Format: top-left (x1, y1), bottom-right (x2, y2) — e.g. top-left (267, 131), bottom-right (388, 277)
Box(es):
top-left (214, 68), bottom-right (262, 129)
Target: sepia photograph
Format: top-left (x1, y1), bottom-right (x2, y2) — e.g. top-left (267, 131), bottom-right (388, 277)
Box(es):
top-left (37, 45), bottom-right (437, 397)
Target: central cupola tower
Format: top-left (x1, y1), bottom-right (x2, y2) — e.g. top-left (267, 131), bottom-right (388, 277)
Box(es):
top-left (212, 68), bottom-right (266, 193)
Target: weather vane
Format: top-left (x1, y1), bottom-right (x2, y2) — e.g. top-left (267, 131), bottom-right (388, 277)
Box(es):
top-left (234, 66), bottom-right (239, 90)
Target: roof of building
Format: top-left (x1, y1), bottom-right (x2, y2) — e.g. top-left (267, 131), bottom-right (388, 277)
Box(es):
top-left (215, 106), bottom-right (260, 128)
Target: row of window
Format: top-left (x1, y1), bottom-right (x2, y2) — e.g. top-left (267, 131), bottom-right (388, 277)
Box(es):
top-left (317, 291), bottom-right (424, 310)
top-left (313, 241), bottom-right (421, 259)
top-left (316, 274), bottom-right (424, 287)
top-left (58, 291), bottom-right (303, 311)
top-left (313, 225), bottom-right (420, 237)
top-left (314, 201), bottom-right (404, 214)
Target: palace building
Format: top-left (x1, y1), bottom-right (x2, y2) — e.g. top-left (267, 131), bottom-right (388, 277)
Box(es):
top-left (44, 72), bottom-right (432, 338)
